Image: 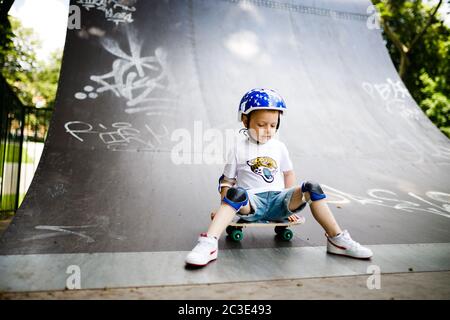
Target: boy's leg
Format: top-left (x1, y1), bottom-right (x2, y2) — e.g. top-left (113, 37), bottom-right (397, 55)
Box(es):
top-left (289, 182), bottom-right (373, 259)
top-left (288, 186), bottom-right (342, 237)
top-left (185, 191), bottom-right (251, 266)
top-left (207, 202), bottom-right (251, 238)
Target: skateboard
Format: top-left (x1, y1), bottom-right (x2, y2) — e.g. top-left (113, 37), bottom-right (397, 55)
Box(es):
top-left (226, 216), bottom-right (305, 242)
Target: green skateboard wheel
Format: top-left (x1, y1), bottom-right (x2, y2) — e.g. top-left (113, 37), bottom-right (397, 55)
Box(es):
top-left (230, 229), bottom-right (244, 242)
top-left (226, 225), bottom-right (235, 235)
top-left (281, 229), bottom-right (293, 241)
top-left (274, 226), bottom-right (286, 235)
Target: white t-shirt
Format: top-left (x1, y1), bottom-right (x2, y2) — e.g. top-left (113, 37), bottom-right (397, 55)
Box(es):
top-left (222, 135), bottom-right (293, 194)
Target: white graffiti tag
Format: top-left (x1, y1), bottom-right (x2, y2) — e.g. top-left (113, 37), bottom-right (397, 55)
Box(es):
top-left (76, 0), bottom-right (136, 25)
top-left (323, 184), bottom-right (450, 219)
top-left (22, 216), bottom-right (113, 243)
top-left (75, 29), bottom-right (176, 114)
top-left (65, 121), bottom-right (169, 152)
top-left (362, 78), bottom-right (421, 121)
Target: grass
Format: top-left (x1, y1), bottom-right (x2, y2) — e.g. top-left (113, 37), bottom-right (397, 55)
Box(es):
top-left (0, 142), bottom-right (35, 177)
top-left (1, 143), bottom-right (34, 163)
top-left (0, 193), bottom-right (25, 219)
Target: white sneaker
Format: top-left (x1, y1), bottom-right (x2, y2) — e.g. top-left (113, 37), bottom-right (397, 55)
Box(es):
top-left (185, 233), bottom-right (218, 266)
top-left (326, 230), bottom-right (373, 259)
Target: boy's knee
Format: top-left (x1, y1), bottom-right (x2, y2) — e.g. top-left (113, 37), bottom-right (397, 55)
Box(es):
top-left (297, 187), bottom-right (310, 202)
top-left (300, 181), bottom-right (326, 202)
top-left (222, 187), bottom-right (249, 211)
top-left (238, 202), bottom-right (252, 215)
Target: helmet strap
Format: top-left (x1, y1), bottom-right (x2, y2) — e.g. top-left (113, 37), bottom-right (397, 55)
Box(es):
top-left (243, 113), bottom-right (260, 144)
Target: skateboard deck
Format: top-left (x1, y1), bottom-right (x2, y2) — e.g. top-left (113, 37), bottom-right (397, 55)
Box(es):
top-left (229, 216), bottom-right (306, 227)
top-left (226, 216), bottom-right (305, 242)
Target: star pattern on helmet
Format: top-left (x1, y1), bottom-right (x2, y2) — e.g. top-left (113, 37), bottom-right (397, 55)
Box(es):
top-left (238, 88), bottom-right (286, 118)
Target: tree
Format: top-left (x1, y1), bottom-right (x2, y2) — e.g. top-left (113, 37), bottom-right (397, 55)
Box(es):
top-left (1, 16), bottom-right (62, 108)
top-left (33, 49), bottom-right (62, 108)
top-left (0, 0), bottom-right (16, 78)
top-left (374, 0), bottom-right (450, 138)
top-left (376, 0), bottom-right (443, 79)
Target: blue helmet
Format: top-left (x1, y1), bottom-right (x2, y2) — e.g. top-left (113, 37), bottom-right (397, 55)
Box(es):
top-left (238, 88), bottom-right (286, 122)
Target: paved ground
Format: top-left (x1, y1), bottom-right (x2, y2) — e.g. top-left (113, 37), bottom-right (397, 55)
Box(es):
top-left (1, 271), bottom-right (449, 300)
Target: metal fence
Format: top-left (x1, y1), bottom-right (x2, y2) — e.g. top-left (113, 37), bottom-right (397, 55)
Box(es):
top-left (0, 76), bottom-right (52, 218)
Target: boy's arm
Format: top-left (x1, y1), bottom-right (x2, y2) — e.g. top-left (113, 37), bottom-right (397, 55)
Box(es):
top-left (219, 187), bottom-right (229, 201)
top-left (283, 170), bottom-right (297, 188)
top-left (218, 175), bottom-right (236, 200)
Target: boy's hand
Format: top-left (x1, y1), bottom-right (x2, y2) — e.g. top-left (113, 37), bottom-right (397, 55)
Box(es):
top-left (287, 214), bottom-right (301, 222)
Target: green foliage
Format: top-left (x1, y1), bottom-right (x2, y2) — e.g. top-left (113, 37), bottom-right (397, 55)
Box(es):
top-left (0, 143), bottom-right (34, 164)
top-left (0, 16), bottom-right (61, 108)
top-left (374, 0), bottom-right (450, 138)
top-left (419, 72), bottom-right (450, 136)
top-left (33, 49), bottom-right (62, 108)
top-left (0, 15), bottom-right (14, 69)
top-left (1, 193), bottom-right (25, 217)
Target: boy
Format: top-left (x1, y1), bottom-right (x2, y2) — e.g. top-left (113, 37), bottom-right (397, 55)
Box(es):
top-left (185, 88), bottom-right (373, 266)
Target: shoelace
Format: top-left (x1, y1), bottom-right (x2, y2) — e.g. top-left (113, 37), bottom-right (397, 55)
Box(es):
top-left (194, 237), bottom-right (216, 253)
top-left (341, 232), bottom-right (362, 250)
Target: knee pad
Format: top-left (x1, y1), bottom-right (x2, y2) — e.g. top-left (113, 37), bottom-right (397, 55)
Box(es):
top-left (217, 174), bottom-right (236, 192)
top-left (223, 187), bottom-right (249, 211)
top-left (301, 181), bottom-right (326, 202)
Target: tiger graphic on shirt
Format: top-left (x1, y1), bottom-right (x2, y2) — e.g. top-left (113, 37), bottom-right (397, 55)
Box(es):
top-left (246, 156), bottom-right (278, 183)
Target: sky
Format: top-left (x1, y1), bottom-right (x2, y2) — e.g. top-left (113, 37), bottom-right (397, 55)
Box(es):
top-left (8, 0), bottom-right (450, 62)
top-left (10, 0), bottom-right (70, 61)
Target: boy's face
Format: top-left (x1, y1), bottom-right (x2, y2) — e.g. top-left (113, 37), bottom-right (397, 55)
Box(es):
top-left (243, 109), bottom-right (279, 144)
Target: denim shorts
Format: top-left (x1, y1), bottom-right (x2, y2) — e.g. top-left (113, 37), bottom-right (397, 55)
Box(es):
top-left (237, 187), bottom-right (307, 222)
